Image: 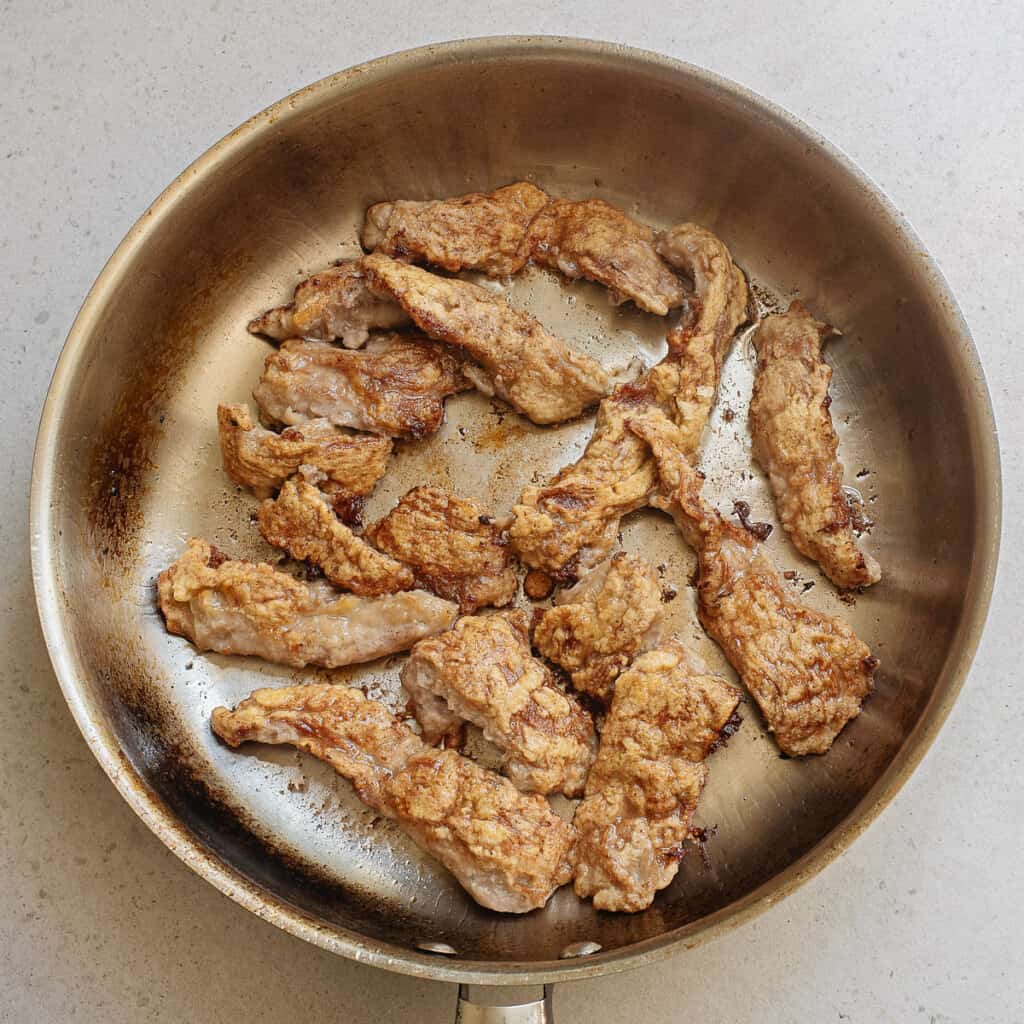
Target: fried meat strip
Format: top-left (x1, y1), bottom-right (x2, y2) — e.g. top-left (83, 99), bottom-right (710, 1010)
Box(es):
top-left (646, 223), bottom-right (754, 450)
top-left (401, 610), bottom-right (597, 797)
top-left (217, 404), bottom-right (391, 507)
top-left (212, 685), bottom-right (575, 913)
top-left (509, 223), bottom-right (750, 576)
top-left (750, 302), bottom-right (881, 590)
top-left (362, 254), bottom-right (610, 424)
top-left (629, 411), bottom-right (877, 756)
top-left (158, 538), bottom-right (456, 668)
top-left (248, 259), bottom-right (408, 348)
top-left (361, 182), bottom-right (550, 277)
top-left (252, 334), bottom-right (469, 439)
top-left (368, 486), bottom-right (517, 612)
top-left (534, 553), bottom-right (664, 703)
top-left (361, 184), bottom-right (689, 315)
top-left (526, 198), bottom-right (687, 315)
top-left (574, 640), bottom-right (741, 912)
top-left (257, 476), bottom-right (414, 596)
top-left (507, 391), bottom-right (658, 577)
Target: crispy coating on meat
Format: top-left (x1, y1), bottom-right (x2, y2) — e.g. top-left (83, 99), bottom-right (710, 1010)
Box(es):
top-left (401, 610), bottom-right (597, 797)
top-left (362, 182), bottom-right (550, 277)
top-left (510, 224), bottom-right (750, 574)
top-left (526, 198), bottom-right (687, 315)
top-left (252, 334), bottom-right (470, 439)
top-left (574, 640), bottom-right (741, 912)
top-left (248, 259), bottom-right (408, 348)
top-left (363, 254), bottom-right (610, 424)
top-left (212, 685), bottom-right (575, 913)
top-left (361, 185), bottom-right (691, 315)
top-left (647, 223), bottom-right (754, 449)
top-left (157, 538), bottom-right (455, 669)
top-left (534, 553), bottom-right (664, 702)
top-left (217, 403), bottom-right (391, 503)
top-left (368, 486), bottom-right (517, 612)
top-left (508, 394), bottom-right (657, 577)
top-left (629, 411), bottom-right (877, 756)
top-left (257, 476), bottom-right (414, 596)
top-left (750, 302), bottom-right (881, 590)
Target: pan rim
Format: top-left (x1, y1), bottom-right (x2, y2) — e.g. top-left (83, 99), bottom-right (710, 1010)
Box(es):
top-left (30, 35), bottom-right (1002, 985)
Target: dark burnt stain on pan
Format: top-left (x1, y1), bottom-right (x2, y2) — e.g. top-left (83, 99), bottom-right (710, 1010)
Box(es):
top-left (86, 283), bottom-right (222, 576)
top-left (91, 613), bottom-right (432, 943)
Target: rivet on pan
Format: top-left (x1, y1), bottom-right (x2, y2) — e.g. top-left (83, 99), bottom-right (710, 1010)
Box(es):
top-left (416, 940), bottom-right (458, 956)
top-left (559, 940), bottom-right (602, 958)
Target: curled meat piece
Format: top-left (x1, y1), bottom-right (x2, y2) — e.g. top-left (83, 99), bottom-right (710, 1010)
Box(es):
top-left (212, 684), bottom-right (576, 913)
top-left (361, 183), bottom-right (692, 315)
top-left (510, 222), bottom-right (751, 575)
top-left (646, 223), bottom-right (755, 451)
top-left (629, 409), bottom-right (877, 756)
top-left (248, 259), bottom-right (408, 348)
top-left (217, 403), bottom-right (391, 505)
top-left (507, 392), bottom-right (658, 578)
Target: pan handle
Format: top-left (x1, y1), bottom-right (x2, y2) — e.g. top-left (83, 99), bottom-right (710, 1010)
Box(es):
top-left (455, 984), bottom-right (554, 1023)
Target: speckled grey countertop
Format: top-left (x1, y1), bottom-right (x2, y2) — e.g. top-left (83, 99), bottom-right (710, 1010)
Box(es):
top-left (3, 3), bottom-right (1022, 1021)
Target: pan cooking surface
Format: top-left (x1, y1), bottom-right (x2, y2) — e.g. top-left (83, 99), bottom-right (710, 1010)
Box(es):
top-left (33, 40), bottom-right (997, 982)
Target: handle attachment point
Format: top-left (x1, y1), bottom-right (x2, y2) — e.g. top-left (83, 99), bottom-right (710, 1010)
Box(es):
top-left (455, 984), bottom-right (554, 1024)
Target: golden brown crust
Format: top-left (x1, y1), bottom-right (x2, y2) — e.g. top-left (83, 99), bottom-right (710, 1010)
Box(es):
top-left (401, 610), bottom-right (597, 797)
top-left (362, 182), bottom-right (550, 277)
top-left (217, 403), bottom-right (392, 502)
top-left (508, 393), bottom-right (657, 576)
top-left (257, 476), bottom-right (414, 596)
top-left (361, 184), bottom-right (689, 313)
top-left (534, 553), bottom-right (665, 702)
top-left (504, 413), bottom-right (654, 575)
top-left (158, 538), bottom-right (300, 642)
top-left (509, 223), bottom-right (750, 574)
top-left (647, 223), bottom-right (754, 450)
top-left (211, 684), bottom-right (575, 913)
top-left (362, 254), bottom-right (610, 424)
top-left (527, 198), bottom-right (687, 315)
top-left (750, 302), bottom-right (881, 590)
top-left (368, 486), bottom-right (517, 612)
top-left (157, 538), bottom-right (456, 669)
top-left (247, 258), bottom-right (408, 347)
top-left (252, 334), bottom-right (470, 439)
top-left (628, 410), bottom-right (877, 757)
top-left (573, 640), bottom-right (741, 912)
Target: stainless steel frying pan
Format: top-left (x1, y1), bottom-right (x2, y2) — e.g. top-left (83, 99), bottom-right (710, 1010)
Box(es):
top-left (30, 37), bottom-right (1000, 1022)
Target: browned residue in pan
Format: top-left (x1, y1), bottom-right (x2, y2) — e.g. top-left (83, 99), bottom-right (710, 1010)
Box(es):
top-left (475, 415), bottom-right (532, 452)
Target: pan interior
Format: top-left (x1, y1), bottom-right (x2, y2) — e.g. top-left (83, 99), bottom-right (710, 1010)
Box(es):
top-left (38, 44), bottom-right (992, 973)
